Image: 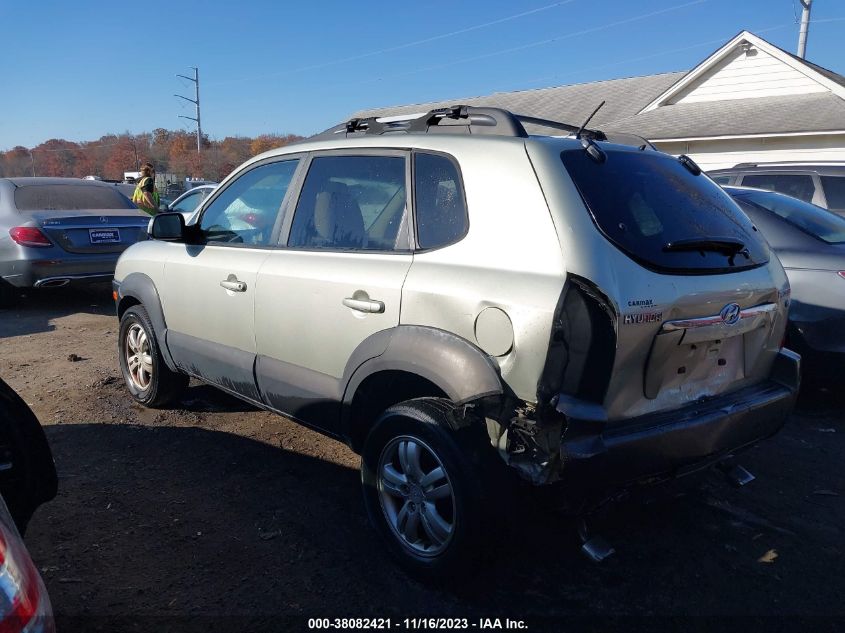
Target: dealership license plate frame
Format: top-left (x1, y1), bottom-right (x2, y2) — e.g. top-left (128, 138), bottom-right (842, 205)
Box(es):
top-left (89, 228), bottom-right (120, 244)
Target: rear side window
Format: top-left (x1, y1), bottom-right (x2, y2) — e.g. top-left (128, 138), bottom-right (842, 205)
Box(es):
top-left (199, 160), bottom-right (298, 246)
top-left (414, 152), bottom-right (468, 250)
top-left (14, 184), bottom-right (135, 211)
top-left (561, 149), bottom-right (769, 274)
top-left (821, 176), bottom-right (845, 210)
top-left (710, 175), bottom-right (732, 185)
top-left (288, 155), bottom-right (408, 251)
top-left (741, 174), bottom-right (815, 203)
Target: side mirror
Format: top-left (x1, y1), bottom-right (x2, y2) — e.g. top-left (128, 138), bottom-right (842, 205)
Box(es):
top-left (149, 212), bottom-right (186, 241)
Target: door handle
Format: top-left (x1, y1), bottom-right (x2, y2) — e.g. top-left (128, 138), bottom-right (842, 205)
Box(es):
top-left (343, 297), bottom-right (385, 314)
top-left (220, 278), bottom-right (247, 292)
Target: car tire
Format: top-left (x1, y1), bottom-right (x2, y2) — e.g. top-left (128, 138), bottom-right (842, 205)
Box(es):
top-left (0, 378), bottom-right (58, 535)
top-left (361, 398), bottom-right (490, 579)
top-left (118, 305), bottom-right (188, 408)
top-left (0, 280), bottom-right (17, 309)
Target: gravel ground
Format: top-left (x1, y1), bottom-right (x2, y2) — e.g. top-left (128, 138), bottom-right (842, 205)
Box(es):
top-left (0, 284), bottom-right (843, 631)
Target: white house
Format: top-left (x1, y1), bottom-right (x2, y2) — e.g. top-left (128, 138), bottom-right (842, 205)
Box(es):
top-left (350, 31), bottom-right (845, 170)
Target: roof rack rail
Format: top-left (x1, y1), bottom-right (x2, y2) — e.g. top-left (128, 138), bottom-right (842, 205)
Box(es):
top-left (312, 104), bottom-right (655, 149)
top-left (313, 106), bottom-right (528, 139)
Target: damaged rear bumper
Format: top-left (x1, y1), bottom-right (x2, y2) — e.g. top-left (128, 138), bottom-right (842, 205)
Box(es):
top-left (558, 349), bottom-right (800, 489)
top-left (491, 349), bottom-right (800, 490)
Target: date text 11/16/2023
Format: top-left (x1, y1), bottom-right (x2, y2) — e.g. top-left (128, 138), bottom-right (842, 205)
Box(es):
top-left (307, 618), bottom-right (528, 630)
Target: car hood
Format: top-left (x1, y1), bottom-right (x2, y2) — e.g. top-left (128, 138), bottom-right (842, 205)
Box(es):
top-left (776, 244), bottom-right (845, 271)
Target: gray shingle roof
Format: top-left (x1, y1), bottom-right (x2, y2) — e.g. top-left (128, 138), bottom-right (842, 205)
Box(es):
top-left (349, 72), bottom-right (685, 131)
top-left (606, 93), bottom-right (845, 139)
top-left (346, 41), bottom-right (845, 141)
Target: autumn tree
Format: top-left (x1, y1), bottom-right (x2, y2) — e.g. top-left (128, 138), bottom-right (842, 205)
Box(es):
top-left (249, 134), bottom-right (303, 156)
top-left (0, 146), bottom-right (33, 177)
top-left (1, 128), bottom-right (302, 181)
top-left (30, 139), bottom-right (81, 177)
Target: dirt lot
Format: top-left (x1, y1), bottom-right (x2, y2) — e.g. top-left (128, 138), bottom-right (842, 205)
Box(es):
top-left (1, 285), bottom-right (844, 630)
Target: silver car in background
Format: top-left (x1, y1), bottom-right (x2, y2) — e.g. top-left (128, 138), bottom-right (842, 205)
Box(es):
top-left (161, 184), bottom-right (216, 223)
top-left (710, 162), bottom-right (845, 216)
top-left (727, 186), bottom-right (845, 383)
top-left (0, 178), bottom-right (150, 305)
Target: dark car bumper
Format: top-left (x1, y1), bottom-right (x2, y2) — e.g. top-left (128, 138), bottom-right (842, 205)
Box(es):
top-left (787, 317), bottom-right (845, 383)
top-left (555, 349), bottom-right (800, 491)
top-left (0, 252), bottom-right (119, 288)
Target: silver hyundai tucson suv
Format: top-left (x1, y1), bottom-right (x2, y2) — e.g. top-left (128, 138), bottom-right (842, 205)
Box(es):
top-left (113, 106), bottom-right (800, 577)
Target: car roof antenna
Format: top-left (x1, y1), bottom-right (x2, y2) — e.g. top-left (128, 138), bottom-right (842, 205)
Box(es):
top-left (574, 101), bottom-right (605, 139)
top-left (575, 101), bottom-right (607, 163)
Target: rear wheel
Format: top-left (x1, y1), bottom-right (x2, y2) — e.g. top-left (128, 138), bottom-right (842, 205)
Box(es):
top-left (361, 398), bottom-right (488, 579)
top-left (0, 280), bottom-right (17, 309)
top-left (119, 305), bottom-right (187, 407)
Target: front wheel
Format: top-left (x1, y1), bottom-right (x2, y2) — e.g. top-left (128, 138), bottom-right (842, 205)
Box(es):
top-left (361, 398), bottom-right (487, 579)
top-left (118, 305), bottom-right (187, 408)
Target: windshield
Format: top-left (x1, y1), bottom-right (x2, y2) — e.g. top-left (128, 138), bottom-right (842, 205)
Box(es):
top-left (729, 188), bottom-right (845, 245)
top-left (561, 148), bottom-right (769, 274)
top-left (14, 184), bottom-right (136, 211)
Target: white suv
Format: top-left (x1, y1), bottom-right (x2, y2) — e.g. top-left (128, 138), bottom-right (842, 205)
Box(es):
top-left (113, 106), bottom-right (799, 576)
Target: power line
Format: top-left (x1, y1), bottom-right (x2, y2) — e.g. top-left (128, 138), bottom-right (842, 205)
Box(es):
top-left (26, 137), bottom-right (149, 153)
top-left (503, 22), bottom-right (798, 92)
top-left (204, 0), bottom-right (580, 87)
top-left (313, 0), bottom-right (711, 93)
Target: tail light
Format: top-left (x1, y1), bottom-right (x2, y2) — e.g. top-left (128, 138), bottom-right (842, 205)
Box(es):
top-left (0, 522), bottom-right (53, 633)
top-left (838, 271), bottom-right (845, 280)
top-left (8, 228), bottom-right (51, 248)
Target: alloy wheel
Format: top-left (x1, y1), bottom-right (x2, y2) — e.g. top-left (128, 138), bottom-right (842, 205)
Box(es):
top-left (377, 435), bottom-right (456, 557)
top-left (124, 323), bottom-right (153, 391)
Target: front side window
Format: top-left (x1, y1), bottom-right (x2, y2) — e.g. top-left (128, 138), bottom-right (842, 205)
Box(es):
top-left (288, 155), bottom-right (408, 251)
top-left (741, 174), bottom-right (815, 203)
top-left (199, 160), bottom-right (298, 246)
top-left (414, 152), bottom-right (468, 250)
top-left (821, 175), bottom-right (845, 210)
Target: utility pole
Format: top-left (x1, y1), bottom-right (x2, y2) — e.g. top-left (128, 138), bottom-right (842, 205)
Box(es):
top-left (797, 0), bottom-right (812, 59)
top-left (175, 67), bottom-right (202, 153)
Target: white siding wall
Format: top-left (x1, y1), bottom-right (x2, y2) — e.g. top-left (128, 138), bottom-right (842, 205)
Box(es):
top-left (655, 134), bottom-right (845, 170)
top-left (671, 48), bottom-right (826, 104)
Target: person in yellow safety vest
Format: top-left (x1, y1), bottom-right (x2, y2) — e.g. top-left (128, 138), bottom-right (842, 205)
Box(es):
top-left (132, 163), bottom-right (161, 215)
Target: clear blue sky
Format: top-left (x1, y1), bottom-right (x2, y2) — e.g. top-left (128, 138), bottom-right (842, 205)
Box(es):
top-left (1, 0), bottom-right (843, 150)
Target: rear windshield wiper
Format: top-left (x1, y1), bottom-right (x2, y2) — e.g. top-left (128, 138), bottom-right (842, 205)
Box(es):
top-left (663, 238), bottom-right (749, 257)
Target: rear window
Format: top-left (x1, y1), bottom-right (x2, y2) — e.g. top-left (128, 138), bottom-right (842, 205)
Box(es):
top-left (740, 174), bottom-right (815, 203)
top-left (820, 175), bottom-right (845, 210)
top-left (732, 189), bottom-right (845, 245)
top-left (561, 148), bottom-right (769, 274)
top-left (15, 184), bottom-right (135, 211)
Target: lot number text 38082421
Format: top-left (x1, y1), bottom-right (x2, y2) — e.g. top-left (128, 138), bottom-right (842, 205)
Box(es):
top-left (307, 618), bottom-right (528, 630)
